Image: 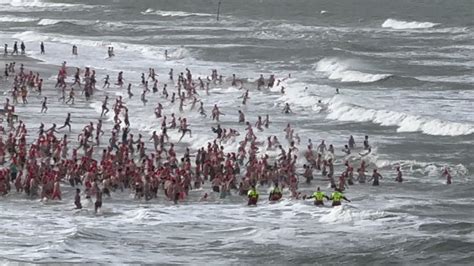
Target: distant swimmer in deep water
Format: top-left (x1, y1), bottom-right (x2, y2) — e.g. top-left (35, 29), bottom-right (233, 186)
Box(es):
top-left (282, 103), bottom-right (292, 114)
top-left (395, 167), bottom-right (403, 183)
top-left (329, 188), bottom-right (350, 207)
top-left (307, 187), bottom-right (330, 206)
top-left (442, 167), bottom-right (452, 184)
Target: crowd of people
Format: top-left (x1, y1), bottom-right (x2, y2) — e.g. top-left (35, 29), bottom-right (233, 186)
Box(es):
top-left (0, 42), bottom-right (454, 213)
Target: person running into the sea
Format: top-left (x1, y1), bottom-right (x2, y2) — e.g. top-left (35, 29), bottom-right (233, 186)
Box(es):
top-left (116, 71), bottom-right (124, 87)
top-left (212, 124), bottom-right (223, 139)
top-left (238, 110), bottom-right (245, 123)
top-left (178, 118), bottom-right (192, 142)
top-left (442, 167), bottom-right (452, 184)
top-left (212, 104), bottom-right (223, 121)
top-left (74, 188), bottom-right (82, 209)
top-left (103, 75), bottom-right (110, 88)
top-left (40, 97), bottom-right (48, 113)
top-left (12, 41), bottom-right (18, 55)
top-left (101, 96), bottom-right (109, 117)
top-left (20, 42), bottom-right (25, 55)
top-left (282, 103), bottom-right (292, 114)
top-left (95, 187), bottom-right (103, 213)
top-left (198, 102), bottom-right (207, 117)
top-left (72, 68), bottom-right (81, 88)
top-left (141, 89), bottom-right (147, 105)
top-left (247, 185), bottom-right (259, 206)
top-left (66, 88), bottom-right (75, 104)
top-left (58, 85), bottom-right (66, 102)
top-left (368, 169), bottom-right (383, 186)
top-left (58, 113), bottom-right (72, 132)
top-left (329, 188), bottom-right (351, 207)
top-left (37, 78), bottom-right (43, 95)
top-left (348, 135), bottom-right (355, 149)
top-left (395, 167), bottom-right (403, 183)
top-left (40, 42), bottom-right (45, 54)
top-left (72, 45), bottom-right (78, 55)
top-left (257, 74), bottom-right (265, 89)
top-left (127, 83), bottom-right (133, 98)
top-left (317, 140), bottom-right (327, 154)
top-left (363, 135), bottom-right (370, 150)
top-left (307, 187), bottom-right (330, 206)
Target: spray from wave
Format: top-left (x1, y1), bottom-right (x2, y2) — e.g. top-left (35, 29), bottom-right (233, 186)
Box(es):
top-left (382, 19), bottom-right (438, 30)
top-left (315, 57), bottom-right (392, 83)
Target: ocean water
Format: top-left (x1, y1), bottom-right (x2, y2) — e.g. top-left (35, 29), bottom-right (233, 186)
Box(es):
top-left (0, 0), bottom-right (473, 264)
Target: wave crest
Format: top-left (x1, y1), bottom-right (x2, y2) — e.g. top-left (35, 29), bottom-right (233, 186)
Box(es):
top-left (326, 98), bottom-right (474, 136)
top-left (0, 15), bottom-right (37, 22)
top-left (141, 8), bottom-right (212, 17)
top-left (382, 18), bottom-right (438, 30)
top-left (315, 57), bottom-right (392, 83)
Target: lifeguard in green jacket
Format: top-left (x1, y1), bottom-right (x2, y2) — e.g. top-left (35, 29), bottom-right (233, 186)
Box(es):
top-left (269, 182), bottom-right (282, 201)
top-left (247, 185), bottom-right (259, 206)
top-left (308, 187), bottom-right (330, 206)
top-left (330, 188), bottom-right (351, 207)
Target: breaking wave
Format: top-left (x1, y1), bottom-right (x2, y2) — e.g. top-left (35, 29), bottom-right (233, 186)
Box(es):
top-left (382, 18), bottom-right (438, 30)
top-left (315, 57), bottom-right (392, 83)
top-left (326, 98), bottom-right (474, 136)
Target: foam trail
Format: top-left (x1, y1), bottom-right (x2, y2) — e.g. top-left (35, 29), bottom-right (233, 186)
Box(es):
top-left (382, 19), bottom-right (438, 30)
top-left (37, 18), bottom-right (96, 26)
top-left (315, 57), bottom-right (392, 83)
top-left (7, 0), bottom-right (83, 8)
top-left (141, 8), bottom-right (213, 17)
top-left (0, 15), bottom-right (37, 22)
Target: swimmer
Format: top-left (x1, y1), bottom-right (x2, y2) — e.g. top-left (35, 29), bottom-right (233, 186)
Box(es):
top-left (395, 167), bottom-right (403, 183)
top-left (238, 110), bottom-right (245, 123)
top-left (368, 169), bottom-right (383, 186)
top-left (442, 167), bottom-right (452, 185)
top-left (282, 103), bottom-right (292, 114)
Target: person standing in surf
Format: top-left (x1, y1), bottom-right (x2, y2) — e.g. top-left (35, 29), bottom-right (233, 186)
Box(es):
top-left (330, 188), bottom-right (351, 207)
top-left (247, 185), bottom-right (259, 206)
